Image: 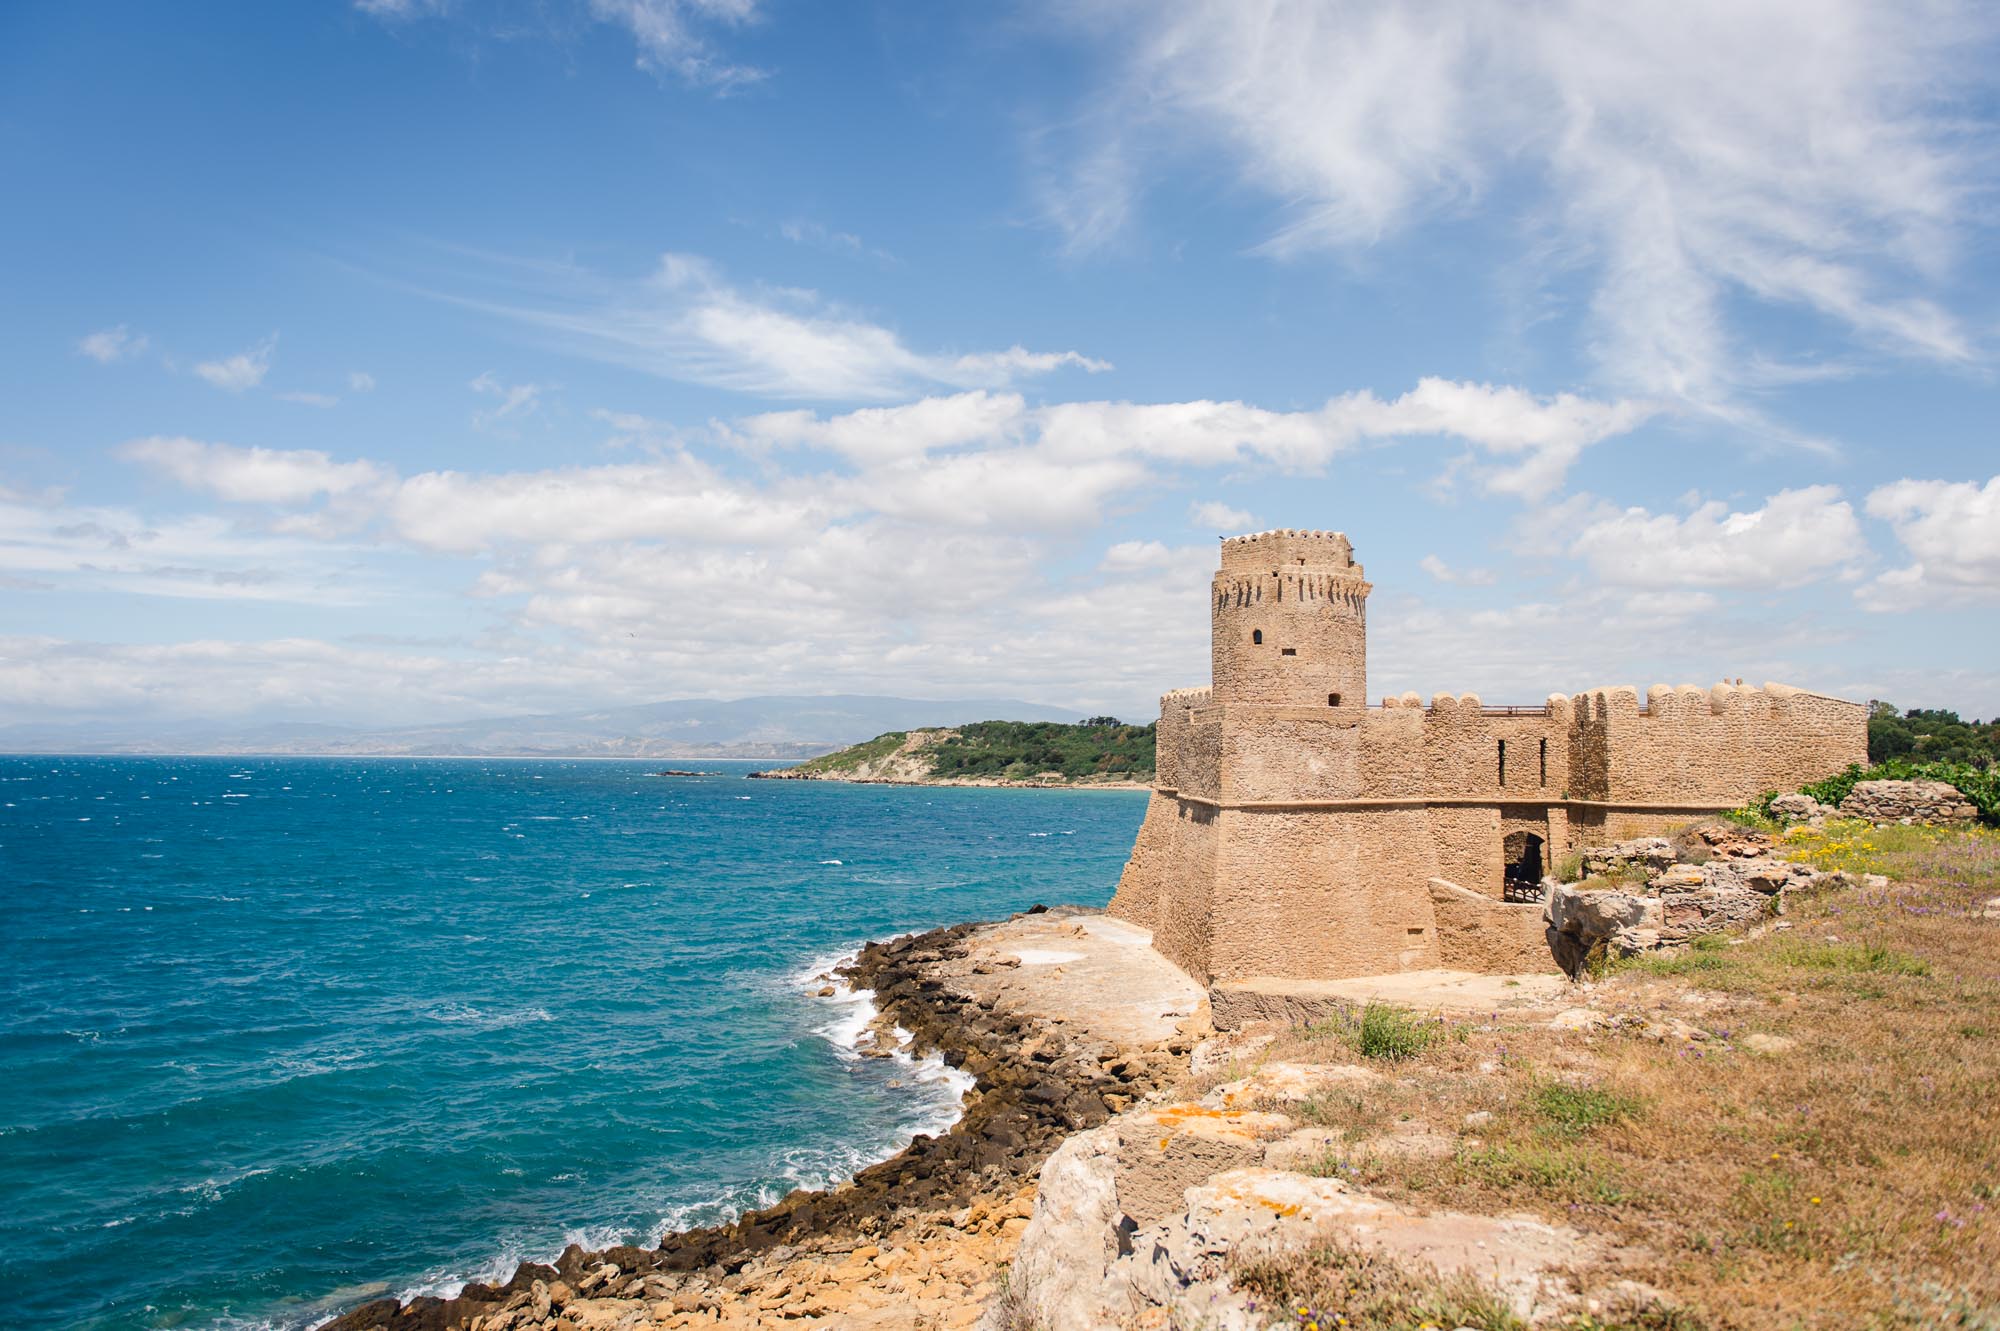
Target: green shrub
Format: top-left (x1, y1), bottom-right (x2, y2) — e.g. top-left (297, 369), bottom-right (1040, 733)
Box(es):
top-left (1320, 1002), bottom-right (1443, 1061)
top-left (1534, 1080), bottom-right (1642, 1136)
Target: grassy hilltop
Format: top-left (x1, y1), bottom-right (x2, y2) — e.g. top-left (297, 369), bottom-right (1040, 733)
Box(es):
top-left (786, 717), bottom-right (1156, 785)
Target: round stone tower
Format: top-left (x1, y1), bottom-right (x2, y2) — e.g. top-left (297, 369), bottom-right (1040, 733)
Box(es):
top-left (1211, 529), bottom-right (1371, 708)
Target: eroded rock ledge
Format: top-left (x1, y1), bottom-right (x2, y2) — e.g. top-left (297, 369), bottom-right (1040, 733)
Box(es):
top-left (320, 911), bottom-right (1197, 1331)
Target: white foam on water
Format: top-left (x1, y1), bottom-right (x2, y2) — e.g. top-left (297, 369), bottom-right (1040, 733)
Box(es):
top-left (819, 858), bottom-right (843, 865)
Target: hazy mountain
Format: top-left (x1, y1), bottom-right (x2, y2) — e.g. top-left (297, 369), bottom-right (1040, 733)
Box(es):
top-left (0, 695), bottom-right (1091, 759)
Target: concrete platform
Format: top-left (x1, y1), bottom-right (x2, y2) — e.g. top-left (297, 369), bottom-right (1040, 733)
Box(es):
top-left (953, 910), bottom-right (1207, 1048)
top-left (1210, 968), bottom-right (1572, 1030)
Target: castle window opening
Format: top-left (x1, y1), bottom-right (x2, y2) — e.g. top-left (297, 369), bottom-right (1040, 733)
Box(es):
top-left (1328, 693), bottom-right (1341, 707)
top-left (1497, 739), bottom-right (1507, 787)
top-left (1281, 648), bottom-right (1297, 656)
top-left (1252, 629), bottom-right (1263, 645)
top-left (1539, 738), bottom-right (1548, 786)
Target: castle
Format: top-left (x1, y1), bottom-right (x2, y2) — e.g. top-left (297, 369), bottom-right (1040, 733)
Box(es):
top-left (1106, 529), bottom-right (1867, 987)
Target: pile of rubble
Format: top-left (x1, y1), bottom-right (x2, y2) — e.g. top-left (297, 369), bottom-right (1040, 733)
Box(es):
top-left (1543, 822), bottom-right (1855, 975)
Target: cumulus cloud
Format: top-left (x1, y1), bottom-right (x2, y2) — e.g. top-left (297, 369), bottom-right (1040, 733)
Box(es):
top-left (77, 325), bottom-right (148, 363)
top-left (119, 437), bottom-right (391, 504)
top-left (455, 252), bottom-right (1110, 402)
top-left (1188, 500), bottom-right (1254, 531)
top-left (194, 336), bottom-right (276, 392)
top-left (742, 379), bottom-right (1653, 499)
top-left (387, 454), bottom-right (828, 553)
top-left (348, 371), bottom-right (377, 392)
top-left (1052, 1), bottom-right (1988, 426)
top-left (1860, 474), bottom-right (2000, 608)
top-left (1564, 486), bottom-right (1864, 589)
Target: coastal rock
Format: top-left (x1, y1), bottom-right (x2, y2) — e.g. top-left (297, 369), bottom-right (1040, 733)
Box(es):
top-left (1838, 779), bottom-right (1978, 826)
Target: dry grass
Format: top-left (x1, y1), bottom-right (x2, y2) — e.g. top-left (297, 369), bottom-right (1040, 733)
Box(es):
top-left (1235, 1241), bottom-right (1530, 1331)
top-left (1240, 823), bottom-right (2000, 1329)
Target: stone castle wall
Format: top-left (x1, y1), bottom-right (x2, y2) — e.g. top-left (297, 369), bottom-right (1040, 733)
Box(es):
top-left (1109, 529), bottom-right (1869, 986)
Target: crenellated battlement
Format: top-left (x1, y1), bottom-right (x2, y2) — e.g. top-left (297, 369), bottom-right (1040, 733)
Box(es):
top-left (1570, 681), bottom-right (1849, 720)
top-left (1218, 528), bottom-right (1361, 575)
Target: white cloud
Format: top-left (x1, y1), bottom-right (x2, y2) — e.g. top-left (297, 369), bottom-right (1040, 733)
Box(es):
top-left (0, 494), bottom-right (371, 605)
top-left (353, 0), bottom-right (448, 17)
top-left (1419, 554), bottom-right (1496, 587)
top-left (77, 325), bottom-right (148, 363)
top-left (1188, 500), bottom-right (1254, 531)
top-left (348, 371), bottom-right (377, 392)
top-left (588, 0), bottom-right (765, 90)
top-left (1100, 539), bottom-right (1174, 571)
top-left (744, 379), bottom-right (1652, 499)
top-left (1861, 474), bottom-right (2000, 608)
top-left (459, 251), bottom-right (1111, 402)
top-left (729, 391), bottom-right (1028, 465)
top-left (469, 371), bottom-right (545, 427)
top-left (194, 336), bottom-right (276, 392)
top-left (386, 454), bottom-right (828, 553)
top-left (778, 219), bottom-right (896, 265)
top-left (1565, 485), bottom-right (1863, 589)
top-left (119, 437), bottom-right (391, 504)
top-left (1056, 1), bottom-right (1987, 425)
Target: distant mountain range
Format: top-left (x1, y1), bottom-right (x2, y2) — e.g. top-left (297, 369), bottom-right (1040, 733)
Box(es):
top-left (0, 695), bottom-right (1090, 759)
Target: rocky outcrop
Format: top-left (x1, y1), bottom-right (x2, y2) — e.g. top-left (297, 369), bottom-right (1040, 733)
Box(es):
top-left (1545, 830), bottom-right (1837, 974)
top-left (998, 1061), bottom-right (1654, 1330)
top-left (1838, 779), bottom-right (1978, 826)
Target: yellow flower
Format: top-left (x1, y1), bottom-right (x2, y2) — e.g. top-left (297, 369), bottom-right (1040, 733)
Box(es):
top-left (1810, 1196), bottom-right (1821, 1204)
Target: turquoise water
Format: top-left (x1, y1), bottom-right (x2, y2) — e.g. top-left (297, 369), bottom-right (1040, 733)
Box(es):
top-left (0, 756), bottom-right (1146, 1330)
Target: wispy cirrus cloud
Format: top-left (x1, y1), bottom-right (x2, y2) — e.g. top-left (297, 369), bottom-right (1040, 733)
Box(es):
top-left (457, 251), bottom-right (1111, 402)
top-left (1047, 1), bottom-right (1992, 436)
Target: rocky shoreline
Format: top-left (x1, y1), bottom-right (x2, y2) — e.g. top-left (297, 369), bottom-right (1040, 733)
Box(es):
top-left (321, 911), bottom-right (1194, 1331)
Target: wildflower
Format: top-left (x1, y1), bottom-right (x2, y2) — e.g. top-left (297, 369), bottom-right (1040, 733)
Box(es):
top-left (1810, 1196), bottom-right (1821, 1205)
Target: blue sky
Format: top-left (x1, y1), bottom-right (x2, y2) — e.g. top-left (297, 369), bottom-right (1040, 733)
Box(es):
top-left (3, 0), bottom-right (1998, 728)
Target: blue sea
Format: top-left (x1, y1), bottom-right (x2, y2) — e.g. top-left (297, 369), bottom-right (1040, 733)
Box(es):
top-left (0, 756), bottom-right (1146, 1330)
